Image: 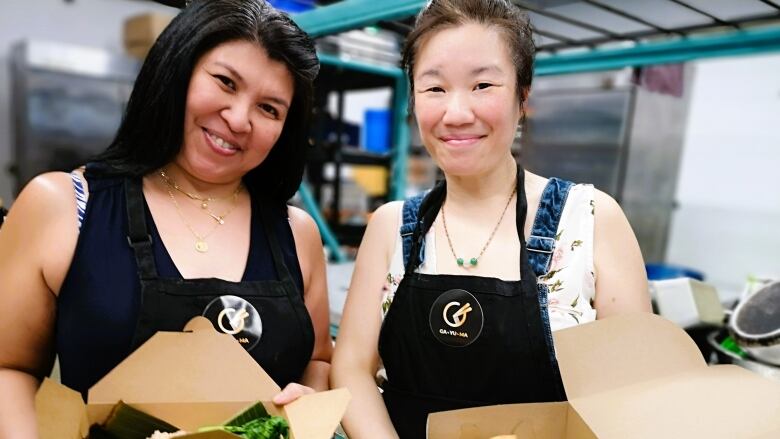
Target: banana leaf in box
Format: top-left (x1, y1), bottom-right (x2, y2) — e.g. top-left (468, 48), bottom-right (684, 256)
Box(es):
top-left (199, 402), bottom-right (289, 439)
top-left (86, 401), bottom-right (180, 439)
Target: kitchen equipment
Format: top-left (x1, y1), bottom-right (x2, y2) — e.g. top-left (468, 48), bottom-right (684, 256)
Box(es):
top-left (729, 281), bottom-right (780, 366)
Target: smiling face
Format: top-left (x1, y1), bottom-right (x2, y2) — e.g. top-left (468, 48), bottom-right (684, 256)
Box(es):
top-left (175, 39), bottom-right (295, 184)
top-left (413, 22), bottom-right (521, 178)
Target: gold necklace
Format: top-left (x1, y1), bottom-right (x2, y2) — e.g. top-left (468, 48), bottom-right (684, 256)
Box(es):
top-left (441, 184), bottom-right (517, 268)
top-left (159, 169), bottom-right (241, 224)
top-left (163, 184), bottom-right (240, 253)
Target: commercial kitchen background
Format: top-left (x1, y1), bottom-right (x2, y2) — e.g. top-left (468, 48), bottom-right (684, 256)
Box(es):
top-left (1, 0), bottom-right (779, 310)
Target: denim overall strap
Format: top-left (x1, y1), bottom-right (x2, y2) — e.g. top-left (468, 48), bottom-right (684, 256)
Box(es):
top-left (400, 191), bottom-right (428, 271)
top-left (527, 177), bottom-right (575, 277)
top-left (527, 177), bottom-right (574, 400)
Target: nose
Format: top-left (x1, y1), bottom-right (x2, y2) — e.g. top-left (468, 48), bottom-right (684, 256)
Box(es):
top-left (220, 102), bottom-right (251, 134)
top-left (441, 92), bottom-right (475, 126)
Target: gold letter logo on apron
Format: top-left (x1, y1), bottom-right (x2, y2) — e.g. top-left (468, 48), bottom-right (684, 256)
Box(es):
top-left (430, 289), bottom-right (484, 347)
top-left (443, 301), bottom-right (473, 328)
top-left (217, 307), bottom-right (250, 335)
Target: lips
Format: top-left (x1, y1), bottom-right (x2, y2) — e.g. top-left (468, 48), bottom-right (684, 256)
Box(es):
top-left (203, 128), bottom-right (241, 157)
top-left (440, 134), bottom-right (485, 147)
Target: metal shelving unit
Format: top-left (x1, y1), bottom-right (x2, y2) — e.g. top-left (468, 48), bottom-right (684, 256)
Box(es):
top-left (294, 0), bottom-right (780, 260)
top-left (296, 52), bottom-right (407, 260)
top-left (296, 0), bottom-right (780, 79)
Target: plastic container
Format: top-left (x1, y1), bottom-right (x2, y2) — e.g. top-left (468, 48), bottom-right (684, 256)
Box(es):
top-left (268, 0), bottom-right (314, 13)
top-left (645, 263), bottom-right (704, 281)
top-left (363, 109), bottom-right (392, 154)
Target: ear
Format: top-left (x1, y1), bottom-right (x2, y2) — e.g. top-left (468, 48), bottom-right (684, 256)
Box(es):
top-left (519, 86), bottom-right (530, 106)
top-left (518, 86), bottom-right (531, 123)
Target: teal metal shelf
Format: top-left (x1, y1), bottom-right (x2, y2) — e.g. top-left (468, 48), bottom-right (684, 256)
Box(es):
top-left (295, 0), bottom-right (780, 75)
top-left (294, 0), bottom-right (426, 38)
top-left (536, 26), bottom-right (780, 76)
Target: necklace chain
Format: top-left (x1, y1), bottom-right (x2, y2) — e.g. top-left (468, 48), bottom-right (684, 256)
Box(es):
top-left (159, 171), bottom-right (240, 253)
top-left (441, 183), bottom-right (517, 268)
top-left (159, 169), bottom-right (241, 224)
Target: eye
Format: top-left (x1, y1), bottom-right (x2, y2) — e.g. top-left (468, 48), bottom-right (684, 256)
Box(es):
top-left (214, 74), bottom-right (236, 91)
top-left (259, 103), bottom-right (280, 118)
top-left (424, 86), bottom-right (445, 93)
top-left (474, 83), bottom-right (493, 91)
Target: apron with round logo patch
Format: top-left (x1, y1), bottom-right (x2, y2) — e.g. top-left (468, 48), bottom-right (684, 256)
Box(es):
top-left (378, 167), bottom-right (567, 438)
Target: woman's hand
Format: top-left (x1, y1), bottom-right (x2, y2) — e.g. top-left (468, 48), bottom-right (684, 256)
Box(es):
top-left (272, 382), bottom-right (315, 405)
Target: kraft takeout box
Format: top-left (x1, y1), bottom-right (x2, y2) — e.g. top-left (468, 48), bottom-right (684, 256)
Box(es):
top-left (428, 313), bottom-right (780, 439)
top-left (36, 317), bottom-right (350, 439)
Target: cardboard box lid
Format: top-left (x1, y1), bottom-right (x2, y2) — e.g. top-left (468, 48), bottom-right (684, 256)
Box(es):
top-left (35, 378), bottom-right (89, 439)
top-left (553, 313), bottom-right (706, 400)
top-left (284, 387), bottom-right (351, 439)
top-left (554, 313), bottom-right (780, 438)
top-left (569, 365), bottom-right (780, 439)
top-left (88, 317), bottom-right (280, 406)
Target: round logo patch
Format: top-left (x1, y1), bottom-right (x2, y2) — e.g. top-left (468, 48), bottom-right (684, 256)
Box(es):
top-left (429, 289), bottom-right (484, 347)
top-left (202, 295), bottom-right (262, 351)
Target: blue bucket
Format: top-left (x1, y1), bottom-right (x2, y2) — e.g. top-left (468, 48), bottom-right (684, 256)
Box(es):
top-left (364, 109), bottom-right (392, 154)
top-left (268, 0), bottom-right (314, 13)
top-left (645, 263), bottom-right (705, 281)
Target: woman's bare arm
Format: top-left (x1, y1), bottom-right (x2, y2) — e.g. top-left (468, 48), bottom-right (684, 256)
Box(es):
top-left (0, 173), bottom-right (80, 438)
top-left (592, 190), bottom-right (652, 318)
top-left (331, 202), bottom-right (402, 439)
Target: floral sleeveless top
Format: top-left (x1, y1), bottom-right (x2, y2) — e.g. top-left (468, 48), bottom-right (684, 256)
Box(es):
top-left (381, 183), bottom-right (597, 331)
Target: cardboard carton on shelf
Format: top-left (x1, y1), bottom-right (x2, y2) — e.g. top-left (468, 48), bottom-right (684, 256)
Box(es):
top-left (650, 277), bottom-right (725, 328)
top-left (36, 317), bottom-right (350, 439)
top-left (123, 12), bottom-right (174, 59)
top-left (428, 313), bottom-right (780, 439)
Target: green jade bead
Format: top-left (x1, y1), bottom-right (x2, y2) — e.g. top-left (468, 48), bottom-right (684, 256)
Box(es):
top-left (457, 258), bottom-right (464, 266)
top-left (469, 257), bottom-right (478, 266)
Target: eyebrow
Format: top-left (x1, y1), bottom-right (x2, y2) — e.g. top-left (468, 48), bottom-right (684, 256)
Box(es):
top-left (472, 65), bottom-right (503, 75)
top-left (214, 61), bottom-right (245, 83)
top-left (417, 68), bottom-right (441, 80)
top-left (213, 61), bottom-right (290, 109)
top-left (417, 65), bottom-right (504, 80)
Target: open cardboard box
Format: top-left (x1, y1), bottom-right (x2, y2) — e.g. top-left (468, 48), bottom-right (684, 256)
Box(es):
top-left (428, 313), bottom-right (780, 439)
top-left (36, 317), bottom-right (349, 439)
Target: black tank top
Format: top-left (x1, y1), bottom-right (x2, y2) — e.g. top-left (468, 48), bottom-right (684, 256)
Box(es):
top-left (55, 165), bottom-right (304, 397)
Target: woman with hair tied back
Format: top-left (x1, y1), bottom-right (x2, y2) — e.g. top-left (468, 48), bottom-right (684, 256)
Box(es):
top-left (331, 0), bottom-right (652, 437)
top-left (0, 1), bottom-right (332, 437)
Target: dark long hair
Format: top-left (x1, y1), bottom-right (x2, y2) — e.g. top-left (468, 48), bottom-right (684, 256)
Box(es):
top-left (94, 0), bottom-right (319, 203)
top-left (401, 0), bottom-right (535, 112)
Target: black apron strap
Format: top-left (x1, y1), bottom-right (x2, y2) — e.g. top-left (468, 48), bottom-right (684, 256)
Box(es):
top-left (405, 180), bottom-right (447, 275)
top-left (124, 177), bottom-right (158, 281)
top-left (516, 167), bottom-right (568, 400)
top-left (258, 200), bottom-right (295, 286)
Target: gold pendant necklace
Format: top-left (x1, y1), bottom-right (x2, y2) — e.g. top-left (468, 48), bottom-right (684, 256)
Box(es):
top-left (442, 183), bottom-right (517, 268)
top-left (160, 173), bottom-right (240, 253)
top-left (159, 169), bottom-right (241, 224)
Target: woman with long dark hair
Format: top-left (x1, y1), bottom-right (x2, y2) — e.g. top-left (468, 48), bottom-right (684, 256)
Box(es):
top-left (331, 0), bottom-right (651, 437)
top-left (0, 1), bottom-right (331, 436)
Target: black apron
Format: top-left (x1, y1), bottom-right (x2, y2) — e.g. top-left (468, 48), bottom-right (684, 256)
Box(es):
top-left (124, 177), bottom-right (314, 387)
top-left (378, 167), bottom-right (567, 438)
